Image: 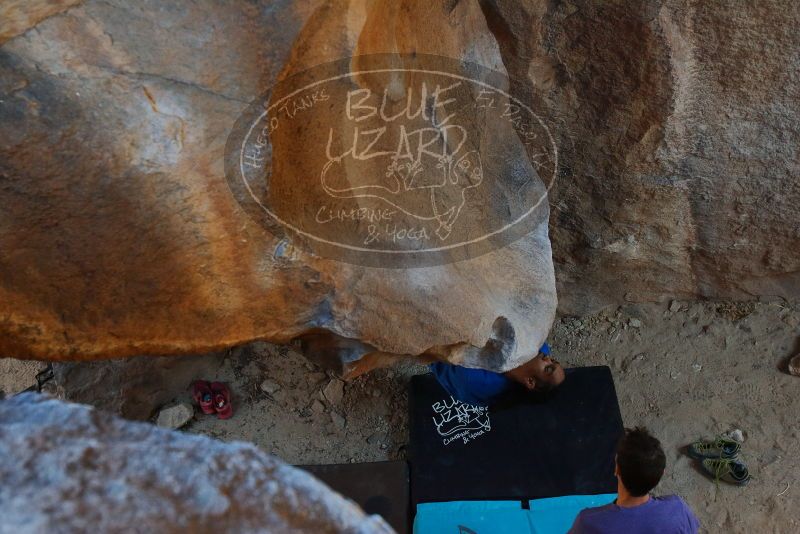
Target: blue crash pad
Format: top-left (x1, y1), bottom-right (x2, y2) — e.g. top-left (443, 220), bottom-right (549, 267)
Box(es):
top-left (529, 494), bottom-right (617, 533)
top-left (413, 494), bottom-right (618, 534)
top-left (414, 501), bottom-right (531, 534)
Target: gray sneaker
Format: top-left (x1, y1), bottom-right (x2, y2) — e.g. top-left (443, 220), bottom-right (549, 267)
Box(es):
top-left (688, 436), bottom-right (740, 460)
top-left (701, 458), bottom-right (751, 486)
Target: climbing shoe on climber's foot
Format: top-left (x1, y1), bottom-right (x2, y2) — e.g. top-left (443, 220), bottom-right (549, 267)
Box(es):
top-left (701, 458), bottom-right (751, 486)
top-left (687, 436), bottom-right (740, 460)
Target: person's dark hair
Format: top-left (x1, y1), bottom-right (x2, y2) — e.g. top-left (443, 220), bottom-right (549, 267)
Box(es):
top-left (616, 426), bottom-right (666, 496)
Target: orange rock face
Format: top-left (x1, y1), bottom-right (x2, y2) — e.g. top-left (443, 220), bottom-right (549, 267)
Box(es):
top-left (1, 0), bottom-right (798, 370)
top-left (0, 0), bottom-right (557, 372)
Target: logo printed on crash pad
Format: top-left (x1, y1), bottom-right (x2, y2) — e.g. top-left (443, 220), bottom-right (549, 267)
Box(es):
top-left (432, 396), bottom-right (490, 446)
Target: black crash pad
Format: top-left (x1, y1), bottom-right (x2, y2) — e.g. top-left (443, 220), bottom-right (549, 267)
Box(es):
top-left (298, 460), bottom-right (409, 533)
top-left (409, 366), bottom-right (623, 506)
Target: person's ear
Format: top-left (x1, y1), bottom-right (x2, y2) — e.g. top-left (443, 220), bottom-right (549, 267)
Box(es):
top-left (614, 457), bottom-right (619, 477)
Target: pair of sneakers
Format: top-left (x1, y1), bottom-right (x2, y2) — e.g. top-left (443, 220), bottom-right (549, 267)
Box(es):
top-left (688, 436), bottom-right (750, 486)
top-left (192, 380), bottom-right (233, 419)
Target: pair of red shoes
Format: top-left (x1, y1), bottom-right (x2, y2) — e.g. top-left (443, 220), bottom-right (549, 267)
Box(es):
top-left (191, 380), bottom-right (233, 419)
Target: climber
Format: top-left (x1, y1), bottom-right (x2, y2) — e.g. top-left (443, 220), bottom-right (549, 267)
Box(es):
top-left (567, 427), bottom-right (700, 533)
top-left (429, 343), bottom-right (565, 407)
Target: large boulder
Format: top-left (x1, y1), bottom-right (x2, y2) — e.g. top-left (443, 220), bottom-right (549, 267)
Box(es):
top-left (0, 0), bottom-right (557, 372)
top-left (1, 0), bottom-right (798, 369)
top-left (476, 0), bottom-right (800, 313)
top-left (0, 393), bottom-right (391, 533)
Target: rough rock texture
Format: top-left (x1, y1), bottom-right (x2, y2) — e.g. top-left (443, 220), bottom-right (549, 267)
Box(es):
top-left (0, 0), bottom-right (83, 44)
top-left (789, 353), bottom-right (800, 377)
top-left (481, 0), bottom-right (800, 313)
top-left (0, 393), bottom-right (392, 533)
top-left (2, 0), bottom-right (799, 369)
top-left (0, 0), bottom-right (556, 372)
top-left (156, 401), bottom-right (194, 428)
top-left (49, 352), bottom-right (225, 419)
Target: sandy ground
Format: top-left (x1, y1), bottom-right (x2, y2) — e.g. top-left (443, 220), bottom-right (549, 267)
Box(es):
top-left (549, 300), bottom-right (799, 534)
top-left (2, 299), bottom-right (798, 533)
top-left (0, 358), bottom-right (45, 397)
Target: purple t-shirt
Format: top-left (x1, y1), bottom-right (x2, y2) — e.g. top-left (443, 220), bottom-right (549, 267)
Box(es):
top-left (568, 495), bottom-right (700, 534)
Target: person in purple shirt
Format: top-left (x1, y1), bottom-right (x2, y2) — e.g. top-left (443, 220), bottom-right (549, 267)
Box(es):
top-left (429, 343), bottom-right (565, 406)
top-left (569, 426), bottom-right (700, 534)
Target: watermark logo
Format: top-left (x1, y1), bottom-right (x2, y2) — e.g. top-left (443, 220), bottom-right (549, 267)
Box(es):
top-left (225, 54), bottom-right (556, 267)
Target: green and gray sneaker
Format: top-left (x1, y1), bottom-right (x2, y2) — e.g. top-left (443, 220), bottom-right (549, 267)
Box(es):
top-left (688, 436), bottom-right (741, 460)
top-left (701, 458), bottom-right (751, 486)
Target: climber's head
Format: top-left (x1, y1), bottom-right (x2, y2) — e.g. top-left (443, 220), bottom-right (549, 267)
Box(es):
top-left (504, 343), bottom-right (565, 392)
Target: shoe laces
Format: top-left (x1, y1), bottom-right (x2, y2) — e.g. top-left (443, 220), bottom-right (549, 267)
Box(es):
top-left (696, 436), bottom-right (738, 457)
top-left (707, 458), bottom-right (730, 490)
top-left (708, 458), bottom-right (750, 487)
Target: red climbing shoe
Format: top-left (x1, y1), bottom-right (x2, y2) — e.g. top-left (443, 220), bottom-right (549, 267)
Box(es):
top-left (191, 380), bottom-right (215, 415)
top-left (210, 381), bottom-right (233, 420)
